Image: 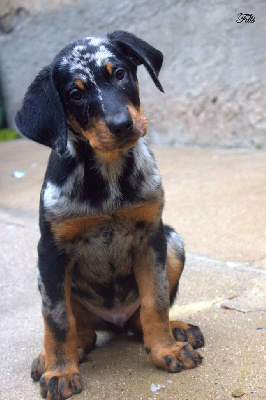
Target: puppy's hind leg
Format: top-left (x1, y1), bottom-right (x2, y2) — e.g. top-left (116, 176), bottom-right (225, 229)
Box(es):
top-left (129, 225), bottom-right (204, 351)
top-left (131, 222), bottom-right (202, 373)
top-left (71, 293), bottom-right (98, 363)
top-left (165, 226), bottom-right (204, 349)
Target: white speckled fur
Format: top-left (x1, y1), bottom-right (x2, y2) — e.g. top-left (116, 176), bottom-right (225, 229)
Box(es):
top-left (60, 39), bottom-right (114, 112)
top-left (42, 138), bottom-right (163, 219)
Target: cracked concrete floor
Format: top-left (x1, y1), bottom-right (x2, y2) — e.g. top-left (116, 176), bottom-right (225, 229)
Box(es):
top-left (0, 140), bottom-right (265, 400)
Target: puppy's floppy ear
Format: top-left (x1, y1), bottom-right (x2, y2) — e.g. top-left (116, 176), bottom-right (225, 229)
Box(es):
top-left (15, 65), bottom-right (67, 155)
top-left (108, 30), bottom-right (164, 92)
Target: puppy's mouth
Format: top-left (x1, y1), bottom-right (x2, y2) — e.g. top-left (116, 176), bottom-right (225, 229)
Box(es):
top-left (67, 106), bottom-right (147, 152)
top-left (89, 112), bottom-right (147, 152)
top-left (93, 129), bottom-right (145, 152)
top-left (117, 130), bottom-right (145, 149)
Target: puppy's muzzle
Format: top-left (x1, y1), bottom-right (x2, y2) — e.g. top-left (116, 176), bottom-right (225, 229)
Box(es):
top-left (106, 111), bottom-right (138, 144)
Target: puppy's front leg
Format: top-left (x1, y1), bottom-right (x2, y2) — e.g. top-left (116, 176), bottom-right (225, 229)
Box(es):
top-left (34, 237), bottom-right (81, 399)
top-left (133, 222), bottom-right (202, 372)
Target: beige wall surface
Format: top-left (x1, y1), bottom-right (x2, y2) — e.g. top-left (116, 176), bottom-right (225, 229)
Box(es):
top-left (0, 0), bottom-right (77, 16)
top-left (0, 0), bottom-right (265, 148)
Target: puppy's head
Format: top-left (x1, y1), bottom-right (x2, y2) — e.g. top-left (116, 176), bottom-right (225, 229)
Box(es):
top-left (15, 31), bottom-right (163, 155)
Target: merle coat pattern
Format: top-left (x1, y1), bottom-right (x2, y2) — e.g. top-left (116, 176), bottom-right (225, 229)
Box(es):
top-left (16, 31), bottom-right (204, 399)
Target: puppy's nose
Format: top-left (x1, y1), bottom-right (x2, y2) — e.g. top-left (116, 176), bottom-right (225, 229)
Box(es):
top-left (107, 113), bottom-right (133, 136)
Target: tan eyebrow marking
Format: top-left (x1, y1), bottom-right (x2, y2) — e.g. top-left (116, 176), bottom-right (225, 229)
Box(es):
top-left (75, 79), bottom-right (85, 90)
top-left (106, 63), bottom-right (113, 75)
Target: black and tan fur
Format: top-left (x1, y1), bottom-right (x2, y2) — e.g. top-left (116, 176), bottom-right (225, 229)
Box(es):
top-left (15, 31), bottom-right (204, 399)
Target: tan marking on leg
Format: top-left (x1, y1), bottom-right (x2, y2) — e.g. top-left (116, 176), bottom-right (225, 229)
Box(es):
top-left (166, 248), bottom-right (184, 294)
top-left (76, 323), bottom-right (97, 352)
top-left (132, 247), bottom-right (202, 371)
top-left (129, 313), bottom-right (191, 337)
top-left (129, 243), bottom-right (181, 335)
top-left (43, 319), bottom-right (79, 372)
top-left (129, 249), bottom-right (185, 335)
top-left (166, 242), bottom-right (204, 350)
top-left (133, 250), bottom-right (173, 350)
top-left (71, 293), bottom-right (98, 352)
top-left (44, 267), bottom-right (78, 372)
top-left (41, 266), bottom-right (81, 398)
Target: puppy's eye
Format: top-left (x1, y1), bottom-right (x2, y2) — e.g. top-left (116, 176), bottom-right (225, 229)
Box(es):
top-left (70, 89), bottom-right (83, 101)
top-left (115, 68), bottom-right (126, 80)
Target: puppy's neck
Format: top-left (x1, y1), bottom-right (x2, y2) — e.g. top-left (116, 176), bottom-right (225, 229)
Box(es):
top-left (67, 133), bottom-right (133, 181)
top-left (93, 147), bottom-right (128, 184)
top-left (94, 148), bottom-right (126, 164)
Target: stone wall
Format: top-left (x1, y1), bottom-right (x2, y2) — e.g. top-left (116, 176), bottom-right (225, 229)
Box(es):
top-left (0, 0), bottom-right (265, 148)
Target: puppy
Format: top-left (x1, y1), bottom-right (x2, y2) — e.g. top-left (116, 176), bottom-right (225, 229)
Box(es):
top-left (16, 31), bottom-right (204, 399)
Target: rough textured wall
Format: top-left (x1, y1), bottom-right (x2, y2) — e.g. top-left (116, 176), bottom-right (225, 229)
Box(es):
top-left (0, 0), bottom-right (77, 17)
top-left (0, 0), bottom-right (265, 148)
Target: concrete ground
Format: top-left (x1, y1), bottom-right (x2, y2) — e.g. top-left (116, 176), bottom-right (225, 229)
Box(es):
top-left (0, 139), bottom-right (265, 400)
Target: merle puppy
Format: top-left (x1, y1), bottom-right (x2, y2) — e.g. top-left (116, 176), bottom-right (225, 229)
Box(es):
top-left (16, 31), bottom-right (204, 399)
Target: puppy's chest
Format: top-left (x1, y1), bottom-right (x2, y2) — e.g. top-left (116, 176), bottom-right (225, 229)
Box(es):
top-left (71, 221), bottom-right (138, 305)
top-left (51, 200), bottom-right (161, 306)
top-left (70, 219), bottom-right (137, 275)
top-left (52, 199), bottom-right (160, 248)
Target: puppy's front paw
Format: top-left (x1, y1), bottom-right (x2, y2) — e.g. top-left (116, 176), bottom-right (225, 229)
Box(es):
top-left (31, 349), bottom-right (87, 384)
top-left (40, 370), bottom-right (82, 399)
top-left (171, 322), bottom-right (205, 349)
top-left (151, 341), bottom-right (203, 373)
top-left (31, 352), bottom-right (46, 382)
